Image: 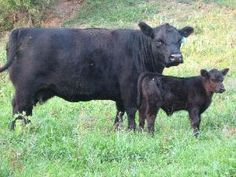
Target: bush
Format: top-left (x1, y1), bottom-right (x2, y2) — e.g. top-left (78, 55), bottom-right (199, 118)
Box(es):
top-left (0, 0), bottom-right (55, 32)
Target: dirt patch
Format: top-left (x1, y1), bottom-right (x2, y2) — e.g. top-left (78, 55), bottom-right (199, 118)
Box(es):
top-left (222, 125), bottom-right (236, 138)
top-left (43, 0), bottom-right (83, 27)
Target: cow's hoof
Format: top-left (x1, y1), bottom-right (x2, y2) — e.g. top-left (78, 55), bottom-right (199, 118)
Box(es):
top-left (8, 121), bottom-right (16, 130)
top-left (193, 131), bottom-right (200, 137)
top-left (23, 118), bottom-right (31, 125)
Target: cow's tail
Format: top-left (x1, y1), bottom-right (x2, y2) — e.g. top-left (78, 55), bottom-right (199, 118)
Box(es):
top-left (137, 72), bottom-right (149, 107)
top-left (0, 29), bottom-right (19, 73)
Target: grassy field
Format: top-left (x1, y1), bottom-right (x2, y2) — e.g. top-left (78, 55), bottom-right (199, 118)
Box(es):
top-left (0, 0), bottom-right (236, 176)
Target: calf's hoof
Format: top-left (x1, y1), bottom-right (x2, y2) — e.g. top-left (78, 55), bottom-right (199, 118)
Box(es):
top-left (138, 127), bottom-right (143, 132)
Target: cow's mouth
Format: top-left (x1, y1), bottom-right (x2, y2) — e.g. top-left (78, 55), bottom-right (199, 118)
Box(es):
top-left (216, 88), bottom-right (225, 93)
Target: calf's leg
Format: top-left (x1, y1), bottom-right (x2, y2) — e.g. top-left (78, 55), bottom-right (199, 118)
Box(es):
top-left (146, 108), bottom-right (158, 135)
top-left (138, 100), bottom-right (147, 130)
top-left (188, 108), bottom-right (201, 137)
top-left (138, 111), bottom-right (145, 130)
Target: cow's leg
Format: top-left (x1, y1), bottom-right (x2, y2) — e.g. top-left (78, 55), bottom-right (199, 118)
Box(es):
top-left (114, 101), bottom-right (125, 129)
top-left (9, 90), bottom-right (33, 130)
top-left (188, 108), bottom-right (201, 137)
top-left (126, 107), bottom-right (137, 130)
top-left (119, 76), bottom-right (138, 131)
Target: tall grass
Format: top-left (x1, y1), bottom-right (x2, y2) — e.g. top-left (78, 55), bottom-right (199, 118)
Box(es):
top-left (0, 0), bottom-right (236, 176)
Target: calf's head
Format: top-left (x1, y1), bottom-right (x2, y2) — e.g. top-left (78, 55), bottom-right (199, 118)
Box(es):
top-left (139, 22), bottom-right (194, 67)
top-left (201, 68), bottom-right (229, 93)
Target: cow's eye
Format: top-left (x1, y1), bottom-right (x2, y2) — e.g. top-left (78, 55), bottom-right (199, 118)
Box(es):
top-left (155, 40), bottom-right (163, 47)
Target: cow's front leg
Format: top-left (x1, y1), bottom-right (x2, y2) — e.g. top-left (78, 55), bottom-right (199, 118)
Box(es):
top-left (119, 74), bottom-right (138, 131)
top-left (188, 108), bottom-right (201, 137)
top-left (126, 107), bottom-right (137, 130)
top-left (114, 101), bottom-right (125, 130)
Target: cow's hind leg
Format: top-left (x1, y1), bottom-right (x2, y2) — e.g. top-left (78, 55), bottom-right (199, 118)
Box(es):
top-left (9, 90), bottom-right (33, 130)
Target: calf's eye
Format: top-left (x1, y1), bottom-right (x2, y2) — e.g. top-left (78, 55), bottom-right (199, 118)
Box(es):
top-left (211, 78), bottom-right (217, 82)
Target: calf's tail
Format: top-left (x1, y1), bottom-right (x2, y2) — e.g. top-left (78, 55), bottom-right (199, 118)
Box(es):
top-left (0, 29), bottom-right (19, 73)
top-left (137, 72), bottom-right (161, 107)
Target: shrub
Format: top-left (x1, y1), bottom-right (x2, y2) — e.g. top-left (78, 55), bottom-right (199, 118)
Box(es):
top-left (0, 0), bottom-right (55, 32)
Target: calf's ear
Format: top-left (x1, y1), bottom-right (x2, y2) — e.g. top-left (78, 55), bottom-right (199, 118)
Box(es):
top-left (200, 69), bottom-right (209, 78)
top-left (138, 22), bottom-right (154, 38)
top-left (221, 68), bottom-right (229, 76)
top-left (179, 26), bottom-right (194, 37)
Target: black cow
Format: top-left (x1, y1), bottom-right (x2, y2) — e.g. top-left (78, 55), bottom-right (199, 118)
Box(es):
top-left (0, 22), bottom-right (193, 130)
top-left (137, 68), bottom-right (229, 135)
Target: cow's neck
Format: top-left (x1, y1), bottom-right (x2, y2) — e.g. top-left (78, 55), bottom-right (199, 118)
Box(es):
top-left (138, 34), bottom-right (165, 74)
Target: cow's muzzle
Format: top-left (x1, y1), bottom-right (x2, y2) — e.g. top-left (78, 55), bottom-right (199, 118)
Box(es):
top-left (169, 53), bottom-right (183, 63)
top-left (166, 53), bottom-right (183, 67)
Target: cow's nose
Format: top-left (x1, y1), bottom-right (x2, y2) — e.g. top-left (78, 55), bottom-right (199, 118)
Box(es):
top-left (170, 53), bottom-right (183, 63)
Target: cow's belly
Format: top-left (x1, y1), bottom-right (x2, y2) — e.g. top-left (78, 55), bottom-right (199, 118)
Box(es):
top-left (51, 73), bottom-right (119, 102)
top-left (56, 86), bottom-right (119, 102)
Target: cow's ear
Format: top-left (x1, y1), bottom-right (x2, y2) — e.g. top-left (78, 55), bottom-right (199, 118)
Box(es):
top-left (200, 69), bottom-right (209, 78)
top-left (179, 26), bottom-right (194, 37)
top-left (221, 68), bottom-right (229, 76)
top-left (138, 22), bottom-right (154, 38)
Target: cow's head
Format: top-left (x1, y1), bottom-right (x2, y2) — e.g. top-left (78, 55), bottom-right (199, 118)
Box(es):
top-left (201, 68), bottom-right (229, 93)
top-left (138, 22), bottom-right (194, 67)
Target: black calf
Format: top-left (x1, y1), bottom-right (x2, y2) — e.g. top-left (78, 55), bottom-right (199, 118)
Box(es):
top-left (137, 68), bottom-right (229, 135)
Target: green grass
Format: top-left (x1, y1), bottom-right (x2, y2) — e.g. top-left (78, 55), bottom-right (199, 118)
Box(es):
top-left (205, 0), bottom-right (236, 8)
top-left (64, 0), bottom-right (158, 28)
top-left (1, 0), bottom-right (236, 176)
top-left (177, 0), bottom-right (236, 8)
